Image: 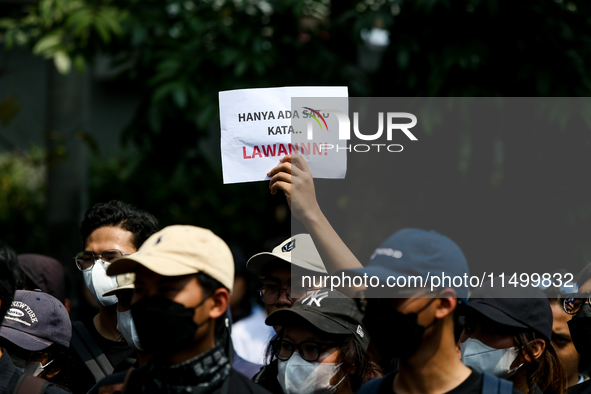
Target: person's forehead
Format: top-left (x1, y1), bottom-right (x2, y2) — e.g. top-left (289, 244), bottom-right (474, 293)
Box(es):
top-left (284, 325), bottom-right (324, 342)
top-left (85, 226), bottom-right (135, 251)
top-left (263, 265), bottom-right (291, 282)
top-left (579, 278), bottom-right (591, 293)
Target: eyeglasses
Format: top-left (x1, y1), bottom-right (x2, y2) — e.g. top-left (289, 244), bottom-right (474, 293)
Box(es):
top-left (74, 249), bottom-right (128, 271)
top-left (271, 339), bottom-right (339, 362)
top-left (563, 293), bottom-right (591, 315)
top-left (258, 285), bottom-right (310, 305)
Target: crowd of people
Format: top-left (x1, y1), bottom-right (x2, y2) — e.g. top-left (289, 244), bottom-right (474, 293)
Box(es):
top-left (0, 154), bottom-right (590, 394)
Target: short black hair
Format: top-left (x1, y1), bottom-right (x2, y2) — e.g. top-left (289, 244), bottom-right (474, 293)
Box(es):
top-left (195, 272), bottom-right (226, 297)
top-left (80, 200), bottom-right (159, 250)
top-left (0, 240), bottom-right (19, 321)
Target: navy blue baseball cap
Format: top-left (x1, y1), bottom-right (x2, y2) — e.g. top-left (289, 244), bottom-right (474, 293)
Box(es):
top-left (344, 228), bottom-right (470, 299)
top-left (0, 290), bottom-right (72, 351)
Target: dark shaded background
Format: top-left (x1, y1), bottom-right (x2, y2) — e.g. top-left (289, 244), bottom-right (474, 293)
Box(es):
top-left (292, 98), bottom-right (591, 279)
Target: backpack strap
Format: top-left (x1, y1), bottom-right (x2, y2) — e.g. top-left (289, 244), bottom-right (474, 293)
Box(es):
top-left (482, 372), bottom-right (514, 394)
top-left (71, 321), bottom-right (114, 382)
top-left (13, 375), bottom-right (50, 394)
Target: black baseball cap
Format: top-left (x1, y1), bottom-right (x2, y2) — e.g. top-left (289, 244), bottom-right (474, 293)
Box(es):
top-left (463, 279), bottom-right (552, 343)
top-left (0, 290), bottom-right (72, 351)
top-left (265, 289), bottom-right (370, 350)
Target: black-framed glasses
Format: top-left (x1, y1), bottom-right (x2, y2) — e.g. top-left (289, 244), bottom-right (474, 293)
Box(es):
top-left (259, 284), bottom-right (309, 305)
top-left (74, 250), bottom-right (128, 271)
top-left (563, 293), bottom-right (591, 315)
top-left (271, 339), bottom-right (339, 362)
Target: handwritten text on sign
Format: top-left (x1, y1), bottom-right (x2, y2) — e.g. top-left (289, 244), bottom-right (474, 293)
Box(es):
top-left (219, 86), bottom-right (348, 184)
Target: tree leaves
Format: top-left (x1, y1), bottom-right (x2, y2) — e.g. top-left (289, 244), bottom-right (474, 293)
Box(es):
top-left (1, 0), bottom-right (127, 74)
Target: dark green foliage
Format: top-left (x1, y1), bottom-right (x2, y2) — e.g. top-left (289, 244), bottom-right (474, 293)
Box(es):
top-left (2, 0), bottom-right (591, 263)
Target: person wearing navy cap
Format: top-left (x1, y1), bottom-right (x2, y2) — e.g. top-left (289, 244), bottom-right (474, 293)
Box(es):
top-left (0, 242), bottom-right (70, 394)
top-left (345, 228), bottom-right (523, 394)
top-left (0, 290), bottom-right (73, 389)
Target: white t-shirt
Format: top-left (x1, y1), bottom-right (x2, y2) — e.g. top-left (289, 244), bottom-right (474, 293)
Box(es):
top-left (231, 305), bottom-right (276, 365)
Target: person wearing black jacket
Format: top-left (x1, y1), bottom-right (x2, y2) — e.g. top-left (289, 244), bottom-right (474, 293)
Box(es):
top-left (94, 225), bottom-right (270, 394)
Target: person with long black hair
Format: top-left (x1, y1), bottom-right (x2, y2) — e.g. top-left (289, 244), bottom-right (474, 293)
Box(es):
top-left (254, 289), bottom-right (382, 394)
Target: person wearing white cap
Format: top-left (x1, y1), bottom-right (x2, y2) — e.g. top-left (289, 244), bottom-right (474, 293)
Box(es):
top-left (231, 234), bottom-right (328, 378)
top-left (247, 233), bottom-right (329, 318)
top-left (92, 225), bottom-right (270, 394)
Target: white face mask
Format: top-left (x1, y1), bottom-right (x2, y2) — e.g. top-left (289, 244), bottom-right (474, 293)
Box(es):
top-left (277, 352), bottom-right (346, 394)
top-left (117, 309), bottom-right (142, 350)
top-left (83, 260), bottom-right (119, 307)
top-left (461, 338), bottom-right (523, 377)
top-left (24, 359), bottom-right (53, 377)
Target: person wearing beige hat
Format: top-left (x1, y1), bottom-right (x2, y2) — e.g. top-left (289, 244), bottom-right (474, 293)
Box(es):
top-left (92, 225), bottom-right (270, 394)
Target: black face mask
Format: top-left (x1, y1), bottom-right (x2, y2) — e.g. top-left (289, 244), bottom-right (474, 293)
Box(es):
top-left (131, 295), bottom-right (209, 355)
top-left (568, 303), bottom-right (591, 355)
top-left (363, 298), bottom-right (436, 362)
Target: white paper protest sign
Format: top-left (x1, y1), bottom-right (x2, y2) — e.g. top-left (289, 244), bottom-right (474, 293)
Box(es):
top-left (219, 86), bottom-right (348, 184)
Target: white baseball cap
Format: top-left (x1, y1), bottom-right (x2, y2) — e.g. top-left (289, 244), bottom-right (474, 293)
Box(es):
top-left (247, 234), bottom-right (327, 277)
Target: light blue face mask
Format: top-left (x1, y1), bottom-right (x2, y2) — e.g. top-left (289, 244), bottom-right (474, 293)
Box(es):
top-left (461, 338), bottom-right (524, 378)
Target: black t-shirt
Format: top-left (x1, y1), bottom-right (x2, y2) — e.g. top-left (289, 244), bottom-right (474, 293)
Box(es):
top-left (357, 371), bottom-right (524, 394)
top-left (68, 317), bottom-right (136, 394)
